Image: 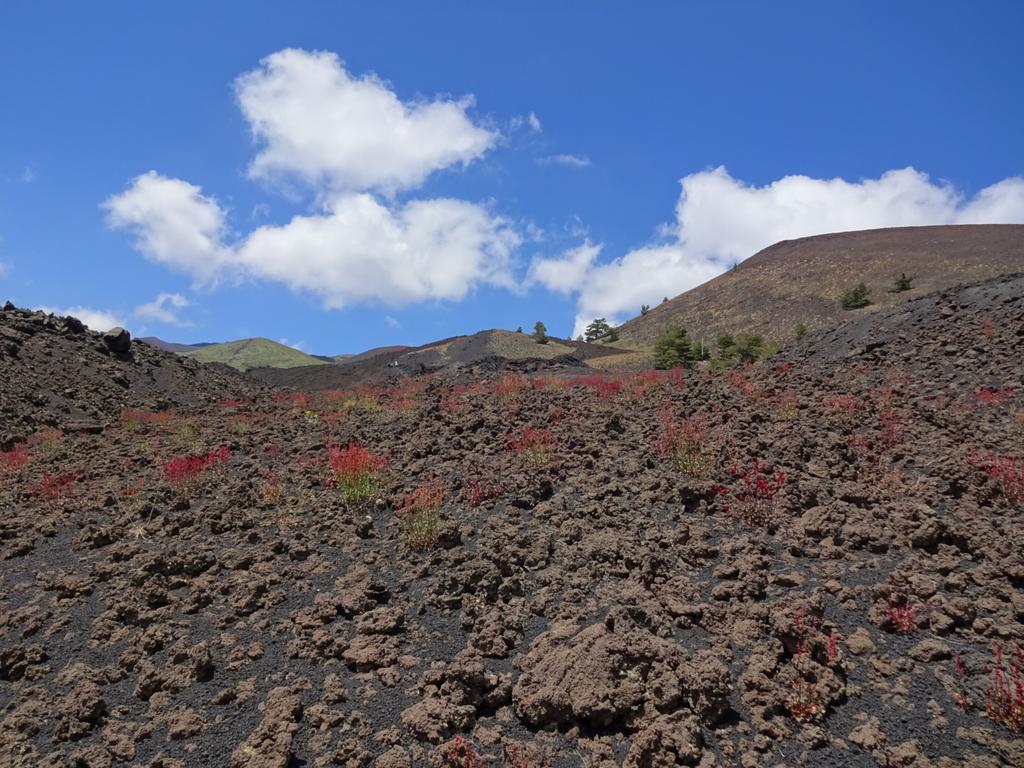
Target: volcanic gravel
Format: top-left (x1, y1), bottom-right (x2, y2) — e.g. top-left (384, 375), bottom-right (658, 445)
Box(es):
top-left (1, 276), bottom-right (1023, 767)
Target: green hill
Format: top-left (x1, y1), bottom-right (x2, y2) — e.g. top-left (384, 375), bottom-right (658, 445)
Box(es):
top-left (182, 338), bottom-right (328, 371)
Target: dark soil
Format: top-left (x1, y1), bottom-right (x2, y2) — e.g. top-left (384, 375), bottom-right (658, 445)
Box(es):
top-left (1, 276), bottom-right (1022, 767)
top-left (0, 305), bottom-right (248, 445)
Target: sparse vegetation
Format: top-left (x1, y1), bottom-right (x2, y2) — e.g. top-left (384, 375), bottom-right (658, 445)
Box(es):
top-left (397, 480), bottom-right (443, 550)
top-left (891, 272), bottom-right (913, 292)
top-left (328, 443), bottom-right (387, 505)
top-left (840, 282), bottom-right (872, 309)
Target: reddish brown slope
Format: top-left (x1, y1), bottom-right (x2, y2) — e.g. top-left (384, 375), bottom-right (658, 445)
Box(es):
top-left (617, 224), bottom-right (1024, 347)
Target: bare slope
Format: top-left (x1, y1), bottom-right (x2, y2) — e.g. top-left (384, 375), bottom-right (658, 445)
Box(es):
top-left (616, 224), bottom-right (1024, 348)
top-left (0, 304), bottom-right (248, 442)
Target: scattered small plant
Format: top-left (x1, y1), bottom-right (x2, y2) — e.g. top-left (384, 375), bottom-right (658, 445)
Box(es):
top-left (970, 451), bottom-right (1024, 505)
top-left (822, 393), bottom-right (864, 427)
top-left (975, 388), bottom-right (1014, 407)
top-left (952, 651), bottom-right (971, 711)
top-left (445, 735), bottom-right (483, 768)
top-left (328, 443), bottom-right (387, 506)
top-left (712, 459), bottom-right (786, 527)
top-left (27, 471), bottom-right (77, 505)
top-left (120, 408), bottom-right (174, 430)
top-left (164, 446), bottom-right (231, 497)
top-left (769, 389), bottom-right (799, 419)
top-left (0, 446), bottom-right (29, 479)
top-left (503, 743), bottom-right (529, 768)
top-left (396, 480), bottom-right (444, 550)
top-left (885, 600), bottom-right (917, 634)
top-left (983, 643), bottom-right (1024, 733)
top-left (655, 408), bottom-right (712, 477)
top-left (727, 370), bottom-right (764, 400)
top-left (466, 477), bottom-right (505, 507)
top-left (890, 272), bottom-right (913, 292)
top-left (507, 426), bottom-right (555, 468)
top-left (782, 605), bottom-right (839, 722)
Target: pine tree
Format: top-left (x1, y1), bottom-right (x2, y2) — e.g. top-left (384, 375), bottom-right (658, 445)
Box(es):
top-left (533, 321), bottom-right (549, 344)
top-left (654, 326), bottom-right (698, 369)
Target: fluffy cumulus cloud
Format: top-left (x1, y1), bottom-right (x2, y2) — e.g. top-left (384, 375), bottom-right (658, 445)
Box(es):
top-left (235, 49), bottom-right (497, 196)
top-left (239, 194), bottom-right (520, 308)
top-left (106, 49), bottom-right (517, 313)
top-left (38, 305), bottom-right (124, 331)
top-left (134, 292), bottom-right (191, 326)
top-left (528, 242), bottom-right (601, 294)
top-left (104, 172), bottom-right (232, 284)
top-left (106, 173), bottom-right (519, 309)
top-left (549, 167), bottom-right (1024, 336)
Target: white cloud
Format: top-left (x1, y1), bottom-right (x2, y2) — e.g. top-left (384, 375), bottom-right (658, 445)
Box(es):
top-left (21, 167), bottom-right (36, 183)
top-left (134, 292), bottom-right (191, 326)
top-left (510, 112), bottom-right (542, 133)
top-left (235, 49), bottom-right (497, 197)
top-left (103, 171), bottom-right (233, 284)
top-left (0, 260), bottom-right (9, 278)
top-left (38, 305), bottom-right (124, 332)
top-left (528, 241), bottom-right (601, 294)
top-left (538, 153), bottom-right (591, 169)
top-left (385, 315), bottom-right (400, 328)
top-left (239, 193), bottom-right (520, 308)
top-left (564, 167), bottom-right (1024, 336)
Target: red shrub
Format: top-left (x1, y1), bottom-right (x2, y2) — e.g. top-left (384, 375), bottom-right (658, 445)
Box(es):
top-left (493, 374), bottom-right (526, 398)
top-left (164, 446), bottom-right (231, 494)
top-left (446, 735), bottom-right (483, 768)
top-left (769, 390), bottom-right (799, 418)
top-left (577, 373), bottom-right (622, 398)
top-left (984, 643), bottom-right (1024, 733)
top-left (822, 393), bottom-right (864, 421)
top-left (328, 443), bottom-right (387, 483)
top-left (712, 459), bottom-right (786, 527)
top-left (970, 451), bottom-right (1024, 504)
top-left (665, 367), bottom-right (687, 390)
top-left (885, 601), bottom-right (917, 634)
top-left (0, 446), bottom-right (29, 476)
top-left (655, 408), bottom-right (712, 477)
top-left (121, 408), bottom-right (175, 428)
top-left (727, 371), bottom-right (764, 400)
top-left (466, 477), bottom-right (505, 507)
top-left (28, 472), bottom-right (76, 501)
top-left (507, 427), bottom-right (555, 467)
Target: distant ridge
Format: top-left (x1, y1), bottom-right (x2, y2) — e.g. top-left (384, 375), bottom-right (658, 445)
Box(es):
top-left (616, 224), bottom-right (1024, 348)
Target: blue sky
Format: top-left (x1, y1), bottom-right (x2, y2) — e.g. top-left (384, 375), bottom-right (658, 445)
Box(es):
top-left (1, 1), bottom-right (1022, 354)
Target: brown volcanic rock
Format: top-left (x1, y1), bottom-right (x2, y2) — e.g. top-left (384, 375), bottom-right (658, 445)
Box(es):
top-left (618, 224), bottom-right (1024, 347)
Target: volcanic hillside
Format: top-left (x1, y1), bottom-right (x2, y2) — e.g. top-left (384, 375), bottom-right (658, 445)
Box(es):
top-left (1, 275), bottom-right (1022, 767)
top-left (0, 303), bottom-right (249, 443)
top-left (616, 224), bottom-right (1024, 349)
top-left (248, 328), bottom-right (623, 390)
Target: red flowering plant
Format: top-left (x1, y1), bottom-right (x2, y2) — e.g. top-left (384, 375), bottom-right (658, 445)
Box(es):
top-left (507, 426), bottom-right (555, 468)
top-left (969, 451), bottom-right (1024, 505)
top-left (465, 476), bottom-right (505, 508)
top-left (984, 643), bottom-right (1024, 733)
top-left (0, 445), bottom-right (29, 484)
top-left (781, 604), bottom-right (841, 722)
top-left (328, 443), bottom-right (387, 506)
top-left (712, 459), bottom-right (786, 527)
top-left (655, 408), bottom-right (714, 478)
top-left (445, 735), bottom-right (483, 768)
top-left (27, 471), bottom-right (77, 506)
top-left (163, 446), bottom-right (231, 497)
top-left (396, 480), bottom-right (444, 550)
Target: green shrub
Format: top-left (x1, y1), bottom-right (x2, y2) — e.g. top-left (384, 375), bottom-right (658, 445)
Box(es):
top-left (533, 321), bottom-right (549, 345)
top-left (891, 273), bottom-right (912, 292)
top-left (654, 326), bottom-right (699, 369)
top-left (795, 322), bottom-right (808, 338)
top-left (584, 318), bottom-right (612, 342)
top-left (840, 282), bottom-right (872, 310)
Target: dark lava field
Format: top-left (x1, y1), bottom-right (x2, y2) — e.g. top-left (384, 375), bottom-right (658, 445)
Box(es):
top-left (1, 275), bottom-right (1023, 767)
